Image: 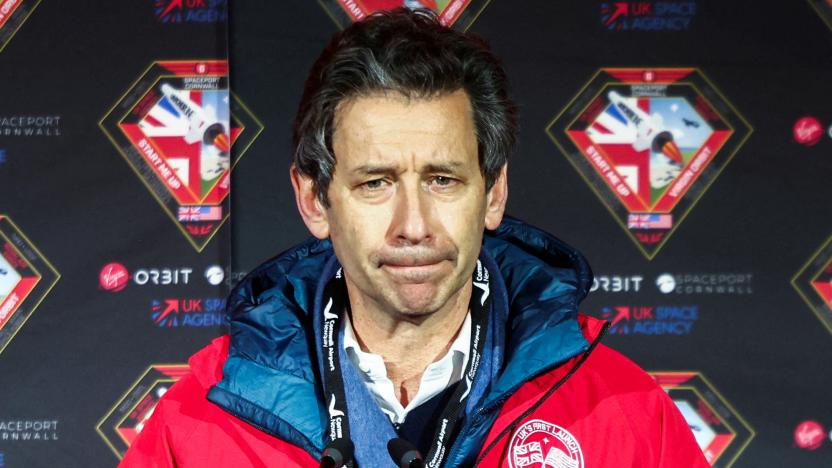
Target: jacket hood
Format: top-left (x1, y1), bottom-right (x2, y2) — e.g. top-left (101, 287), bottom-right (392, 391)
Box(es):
top-left (207, 216), bottom-right (593, 459)
top-left (480, 216), bottom-right (592, 404)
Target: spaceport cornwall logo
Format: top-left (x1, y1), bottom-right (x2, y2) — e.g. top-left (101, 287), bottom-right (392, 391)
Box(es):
top-left (654, 272), bottom-right (753, 295)
top-left (650, 372), bottom-right (754, 467)
top-left (792, 234), bottom-right (832, 335)
top-left (599, 305), bottom-right (697, 335)
top-left (0, 419), bottom-right (59, 442)
top-left (204, 264), bottom-right (248, 288)
top-left (0, 115), bottom-right (61, 137)
top-left (96, 364), bottom-right (189, 459)
top-left (600, 1), bottom-right (697, 31)
top-left (150, 297), bottom-right (227, 327)
top-left (100, 60), bottom-right (263, 252)
top-left (153, 0), bottom-right (227, 23)
top-left (547, 68), bottom-right (752, 259)
top-left (98, 262), bottom-right (194, 292)
top-left (0, 215), bottom-right (59, 356)
top-left (318, 0), bottom-right (493, 31)
top-left (0, 0), bottom-right (40, 53)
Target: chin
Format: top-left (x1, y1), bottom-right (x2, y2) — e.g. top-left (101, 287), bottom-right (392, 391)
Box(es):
top-left (387, 284), bottom-right (453, 316)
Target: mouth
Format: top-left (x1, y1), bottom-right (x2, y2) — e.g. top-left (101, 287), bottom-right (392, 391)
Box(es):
top-left (374, 246), bottom-right (457, 283)
top-left (380, 261), bottom-right (447, 282)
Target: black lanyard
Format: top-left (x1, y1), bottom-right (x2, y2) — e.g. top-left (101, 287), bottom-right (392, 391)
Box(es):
top-left (321, 260), bottom-right (492, 468)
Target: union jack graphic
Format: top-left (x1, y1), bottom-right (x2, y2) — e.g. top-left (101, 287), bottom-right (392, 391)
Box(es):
top-left (627, 213), bottom-right (672, 229)
top-left (177, 206), bottom-right (222, 222)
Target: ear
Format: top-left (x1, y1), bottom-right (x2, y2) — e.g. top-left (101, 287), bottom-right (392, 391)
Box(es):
top-left (484, 164), bottom-right (508, 230)
top-left (290, 165), bottom-right (330, 239)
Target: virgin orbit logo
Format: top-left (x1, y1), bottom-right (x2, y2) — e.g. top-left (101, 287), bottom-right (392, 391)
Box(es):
top-left (793, 116), bottom-right (823, 146)
top-left (794, 420), bottom-right (825, 450)
top-left (99, 263), bottom-right (129, 292)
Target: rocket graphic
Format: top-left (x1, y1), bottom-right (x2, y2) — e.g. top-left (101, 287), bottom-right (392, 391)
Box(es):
top-left (160, 84), bottom-right (230, 154)
top-left (607, 91), bottom-right (684, 164)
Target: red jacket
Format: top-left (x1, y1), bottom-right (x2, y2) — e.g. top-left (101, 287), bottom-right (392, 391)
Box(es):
top-left (123, 222), bottom-right (708, 467)
top-left (121, 315), bottom-right (707, 467)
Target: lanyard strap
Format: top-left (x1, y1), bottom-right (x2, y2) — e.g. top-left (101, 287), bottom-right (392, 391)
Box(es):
top-left (321, 260), bottom-right (492, 468)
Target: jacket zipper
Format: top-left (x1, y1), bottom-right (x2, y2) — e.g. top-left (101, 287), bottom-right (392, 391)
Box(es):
top-left (468, 322), bottom-right (610, 467)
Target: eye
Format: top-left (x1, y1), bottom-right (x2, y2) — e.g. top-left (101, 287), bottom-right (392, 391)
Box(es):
top-left (429, 175), bottom-right (460, 189)
top-left (433, 176), bottom-right (452, 186)
top-left (364, 179), bottom-right (384, 189)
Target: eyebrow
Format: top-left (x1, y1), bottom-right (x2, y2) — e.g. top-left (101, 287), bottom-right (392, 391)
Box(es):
top-left (423, 162), bottom-right (464, 173)
top-left (349, 165), bottom-right (398, 176)
top-left (349, 161), bottom-right (465, 176)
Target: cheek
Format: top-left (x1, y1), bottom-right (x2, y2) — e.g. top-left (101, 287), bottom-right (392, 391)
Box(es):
top-left (330, 200), bottom-right (392, 251)
top-left (440, 194), bottom-right (485, 227)
top-left (435, 197), bottom-right (486, 249)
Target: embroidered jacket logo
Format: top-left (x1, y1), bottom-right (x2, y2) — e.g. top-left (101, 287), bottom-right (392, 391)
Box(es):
top-left (508, 419), bottom-right (584, 468)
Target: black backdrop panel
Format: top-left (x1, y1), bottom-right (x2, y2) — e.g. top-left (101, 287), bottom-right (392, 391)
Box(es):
top-left (0, 1), bottom-right (830, 466)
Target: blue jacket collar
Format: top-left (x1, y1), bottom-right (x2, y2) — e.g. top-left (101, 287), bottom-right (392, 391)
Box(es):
top-left (207, 216), bottom-right (592, 460)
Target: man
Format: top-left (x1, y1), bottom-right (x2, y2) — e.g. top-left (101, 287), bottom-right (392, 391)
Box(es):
top-left (122, 8), bottom-right (708, 467)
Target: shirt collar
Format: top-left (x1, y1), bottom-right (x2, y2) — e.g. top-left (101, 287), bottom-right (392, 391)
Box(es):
top-left (342, 311), bottom-right (471, 371)
top-left (342, 310), bottom-right (472, 423)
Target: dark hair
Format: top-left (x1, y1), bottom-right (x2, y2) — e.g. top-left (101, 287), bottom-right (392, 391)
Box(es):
top-left (292, 8), bottom-right (517, 206)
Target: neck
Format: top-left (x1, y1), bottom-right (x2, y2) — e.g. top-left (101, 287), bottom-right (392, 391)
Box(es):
top-left (347, 281), bottom-right (472, 406)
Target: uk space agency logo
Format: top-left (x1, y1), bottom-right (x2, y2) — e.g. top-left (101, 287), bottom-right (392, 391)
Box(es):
top-left (153, 0), bottom-right (227, 23)
top-left (600, 305), bottom-right (698, 336)
top-left (508, 419), bottom-right (583, 468)
top-left (0, 0), bottom-right (40, 53)
top-left (319, 0), bottom-right (492, 30)
top-left (601, 1), bottom-right (697, 31)
top-left (547, 68), bottom-right (751, 259)
top-left (100, 60), bottom-right (263, 252)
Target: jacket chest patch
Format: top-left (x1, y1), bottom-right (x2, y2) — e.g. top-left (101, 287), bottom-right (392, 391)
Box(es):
top-left (507, 419), bottom-right (584, 468)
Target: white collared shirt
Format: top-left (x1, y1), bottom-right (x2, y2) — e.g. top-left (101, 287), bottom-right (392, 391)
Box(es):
top-left (343, 312), bottom-right (471, 425)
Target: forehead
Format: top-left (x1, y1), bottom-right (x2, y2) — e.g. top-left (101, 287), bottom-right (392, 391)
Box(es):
top-left (331, 89), bottom-right (478, 169)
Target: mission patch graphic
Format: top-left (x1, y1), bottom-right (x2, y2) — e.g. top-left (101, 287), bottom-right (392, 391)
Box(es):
top-left (808, 0), bottom-right (832, 31)
top-left (0, 0), bottom-right (40, 53)
top-left (96, 364), bottom-right (190, 459)
top-left (0, 215), bottom-right (59, 355)
top-left (318, 0), bottom-right (491, 30)
top-left (651, 371), bottom-right (754, 467)
top-left (547, 68), bottom-right (751, 259)
top-left (100, 60), bottom-right (263, 252)
top-left (792, 235), bottom-right (832, 335)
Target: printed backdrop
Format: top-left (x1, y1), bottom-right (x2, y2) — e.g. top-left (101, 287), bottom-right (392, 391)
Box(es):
top-left (0, 1), bottom-right (830, 467)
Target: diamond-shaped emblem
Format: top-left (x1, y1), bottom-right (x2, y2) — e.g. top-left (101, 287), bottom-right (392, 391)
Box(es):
top-left (96, 364), bottom-right (189, 459)
top-left (100, 60), bottom-right (263, 252)
top-left (792, 235), bottom-right (832, 335)
top-left (547, 68), bottom-right (752, 259)
top-left (318, 0), bottom-right (492, 30)
top-left (808, 0), bottom-right (832, 31)
top-left (0, 0), bottom-right (40, 53)
top-left (651, 372), bottom-right (754, 467)
top-left (0, 215), bottom-right (59, 355)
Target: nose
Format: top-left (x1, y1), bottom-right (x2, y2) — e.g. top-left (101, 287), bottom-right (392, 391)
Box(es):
top-left (388, 181), bottom-right (432, 246)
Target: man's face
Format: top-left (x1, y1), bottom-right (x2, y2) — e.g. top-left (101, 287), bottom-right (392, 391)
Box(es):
top-left (317, 89), bottom-right (505, 317)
